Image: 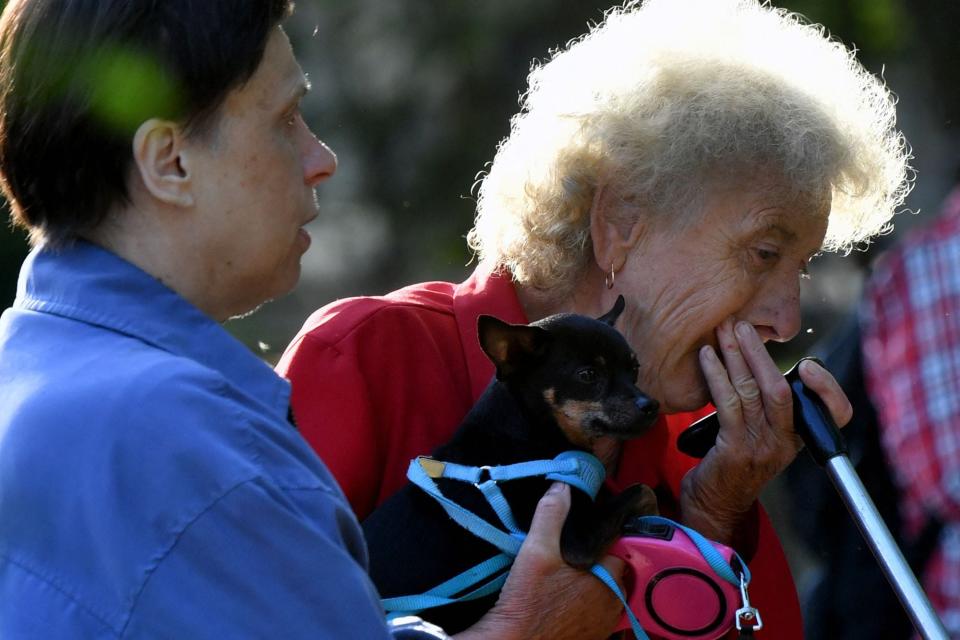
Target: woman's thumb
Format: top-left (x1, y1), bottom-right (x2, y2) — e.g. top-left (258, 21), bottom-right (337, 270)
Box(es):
top-left (525, 482), bottom-right (571, 553)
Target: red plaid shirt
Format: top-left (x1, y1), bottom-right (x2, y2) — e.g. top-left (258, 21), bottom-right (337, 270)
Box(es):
top-left (862, 188), bottom-right (960, 636)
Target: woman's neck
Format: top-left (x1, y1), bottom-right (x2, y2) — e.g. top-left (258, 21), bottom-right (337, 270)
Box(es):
top-left (513, 265), bottom-right (608, 323)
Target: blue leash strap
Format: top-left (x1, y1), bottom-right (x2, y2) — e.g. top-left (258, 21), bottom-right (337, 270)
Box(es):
top-left (387, 452), bottom-right (750, 640)
top-left (382, 552), bottom-right (514, 620)
top-left (590, 563), bottom-right (651, 640)
top-left (406, 451), bottom-right (605, 555)
top-left (632, 515), bottom-right (750, 587)
top-left (418, 451), bottom-right (605, 499)
top-left (383, 452), bottom-right (604, 617)
top-left (475, 479), bottom-right (523, 534)
top-left (407, 460), bottom-right (524, 555)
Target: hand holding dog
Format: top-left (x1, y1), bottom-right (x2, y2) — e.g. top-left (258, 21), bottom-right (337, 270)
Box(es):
top-left (454, 483), bottom-right (626, 640)
top-left (680, 317), bottom-right (853, 548)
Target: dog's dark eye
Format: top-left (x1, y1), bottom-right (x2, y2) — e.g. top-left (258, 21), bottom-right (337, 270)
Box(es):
top-left (577, 367), bottom-right (597, 384)
top-left (630, 357), bottom-right (640, 382)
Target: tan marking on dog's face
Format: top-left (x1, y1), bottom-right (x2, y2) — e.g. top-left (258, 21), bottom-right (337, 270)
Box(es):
top-left (543, 388), bottom-right (607, 450)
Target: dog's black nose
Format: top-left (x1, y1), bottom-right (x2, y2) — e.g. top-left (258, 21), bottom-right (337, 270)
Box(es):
top-left (635, 395), bottom-right (659, 418)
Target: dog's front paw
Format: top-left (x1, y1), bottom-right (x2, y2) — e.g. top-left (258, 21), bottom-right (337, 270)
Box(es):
top-left (560, 537), bottom-right (601, 569)
top-left (619, 483), bottom-right (659, 517)
top-left (559, 485), bottom-right (661, 568)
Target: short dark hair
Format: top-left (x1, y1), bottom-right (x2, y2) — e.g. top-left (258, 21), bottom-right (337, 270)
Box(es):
top-left (0, 0), bottom-right (293, 248)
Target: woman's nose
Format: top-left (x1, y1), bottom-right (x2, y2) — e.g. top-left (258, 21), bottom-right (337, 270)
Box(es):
top-left (303, 136), bottom-right (337, 187)
top-left (750, 277), bottom-right (802, 343)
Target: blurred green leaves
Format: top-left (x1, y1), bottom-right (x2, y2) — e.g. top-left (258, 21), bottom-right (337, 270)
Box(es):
top-left (84, 45), bottom-right (183, 136)
top-left (850, 0), bottom-right (910, 54)
top-left (1, 38), bottom-right (183, 303)
top-left (786, 0), bottom-right (912, 59)
top-left (18, 35), bottom-right (185, 136)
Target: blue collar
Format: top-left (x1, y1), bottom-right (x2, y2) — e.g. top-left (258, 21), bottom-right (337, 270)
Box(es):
top-left (407, 450), bottom-right (606, 557)
top-left (417, 450), bottom-right (606, 499)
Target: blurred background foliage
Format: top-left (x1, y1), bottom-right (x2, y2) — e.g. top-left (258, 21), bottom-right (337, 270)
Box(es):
top-left (1, 0), bottom-right (958, 361)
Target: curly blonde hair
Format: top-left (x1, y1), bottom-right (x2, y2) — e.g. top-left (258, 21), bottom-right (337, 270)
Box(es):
top-left (468, 0), bottom-right (913, 295)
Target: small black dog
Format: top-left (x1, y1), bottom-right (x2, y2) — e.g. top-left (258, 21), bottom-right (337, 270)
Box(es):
top-left (362, 296), bottom-right (660, 633)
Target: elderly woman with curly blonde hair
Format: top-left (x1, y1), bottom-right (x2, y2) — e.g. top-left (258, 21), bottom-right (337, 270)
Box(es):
top-left (279, 0), bottom-right (912, 637)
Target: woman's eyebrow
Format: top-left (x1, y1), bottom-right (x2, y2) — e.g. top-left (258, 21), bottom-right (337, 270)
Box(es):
top-left (753, 221), bottom-right (796, 242)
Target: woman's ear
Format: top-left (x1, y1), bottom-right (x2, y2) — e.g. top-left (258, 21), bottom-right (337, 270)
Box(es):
top-left (589, 184), bottom-right (645, 275)
top-left (131, 118), bottom-right (194, 208)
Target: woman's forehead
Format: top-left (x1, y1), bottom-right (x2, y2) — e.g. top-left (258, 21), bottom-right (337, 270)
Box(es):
top-left (688, 179), bottom-right (830, 248)
top-left (735, 193), bottom-right (830, 250)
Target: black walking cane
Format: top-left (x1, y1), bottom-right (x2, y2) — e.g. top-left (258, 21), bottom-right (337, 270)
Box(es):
top-left (677, 358), bottom-right (950, 640)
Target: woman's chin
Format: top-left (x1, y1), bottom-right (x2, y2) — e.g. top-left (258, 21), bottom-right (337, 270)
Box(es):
top-left (661, 378), bottom-right (712, 415)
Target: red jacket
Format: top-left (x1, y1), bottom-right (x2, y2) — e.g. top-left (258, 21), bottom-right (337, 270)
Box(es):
top-left (277, 266), bottom-right (803, 639)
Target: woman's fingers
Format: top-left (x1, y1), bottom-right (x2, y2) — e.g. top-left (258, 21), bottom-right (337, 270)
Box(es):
top-left (717, 318), bottom-right (766, 427)
top-left (699, 343), bottom-right (742, 427)
top-left (706, 318), bottom-right (794, 445)
top-left (798, 358), bottom-right (853, 428)
top-left (733, 321), bottom-right (794, 428)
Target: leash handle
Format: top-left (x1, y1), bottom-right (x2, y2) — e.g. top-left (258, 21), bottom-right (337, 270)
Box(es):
top-left (635, 516), bottom-right (749, 588)
top-left (390, 455), bottom-right (750, 640)
top-left (608, 515), bottom-right (752, 639)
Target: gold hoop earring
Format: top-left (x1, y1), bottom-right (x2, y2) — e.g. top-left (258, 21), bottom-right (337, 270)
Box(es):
top-left (605, 264), bottom-right (615, 290)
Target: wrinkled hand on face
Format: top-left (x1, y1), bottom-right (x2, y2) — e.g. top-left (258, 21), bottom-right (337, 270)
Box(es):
top-left (678, 317), bottom-right (852, 547)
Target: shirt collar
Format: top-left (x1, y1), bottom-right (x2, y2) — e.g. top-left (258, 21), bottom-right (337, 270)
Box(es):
top-left (452, 263), bottom-right (529, 401)
top-left (15, 239), bottom-right (290, 411)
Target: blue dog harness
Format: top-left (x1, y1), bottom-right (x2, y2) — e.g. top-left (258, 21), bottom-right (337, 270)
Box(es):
top-left (380, 451), bottom-right (750, 640)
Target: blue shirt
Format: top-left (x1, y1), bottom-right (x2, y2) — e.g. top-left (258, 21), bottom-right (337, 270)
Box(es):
top-left (0, 241), bottom-right (392, 638)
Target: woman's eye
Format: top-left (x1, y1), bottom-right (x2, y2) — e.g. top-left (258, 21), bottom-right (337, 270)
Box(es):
top-left (800, 252), bottom-right (819, 280)
top-left (284, 108), bottom-right (301, 127)
top-left (754, 247), bottom-right (779, 263)
top-left (577, 368), bottom-right (597, 384)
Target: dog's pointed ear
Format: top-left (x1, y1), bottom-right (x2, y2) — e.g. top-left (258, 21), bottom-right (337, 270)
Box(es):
top-left (597, 295), bottom-right (625, 326)
top-left (478, 315), bottom-right (551, 379)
